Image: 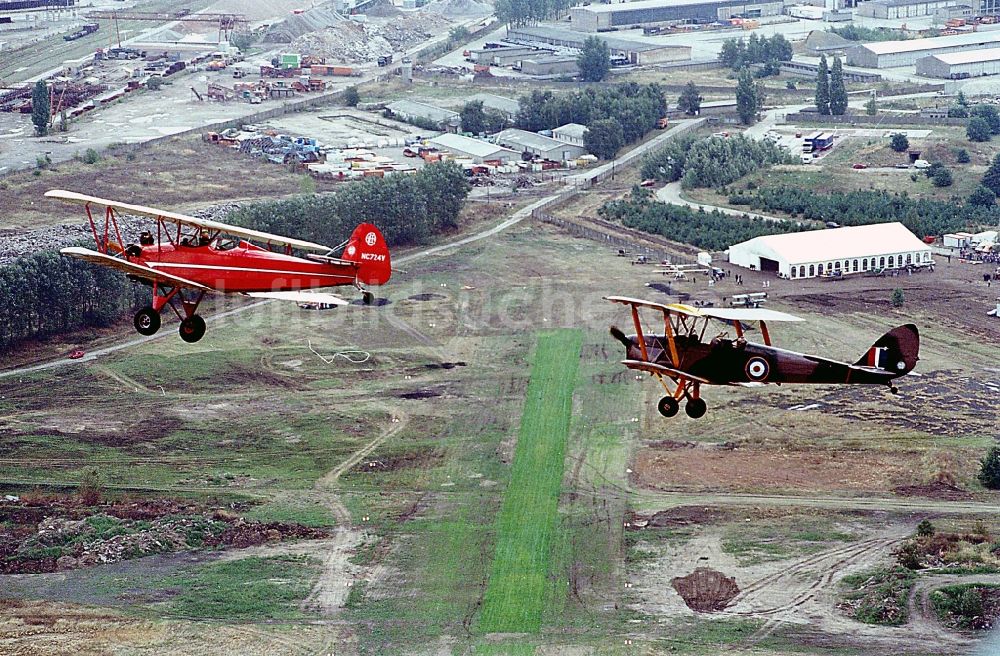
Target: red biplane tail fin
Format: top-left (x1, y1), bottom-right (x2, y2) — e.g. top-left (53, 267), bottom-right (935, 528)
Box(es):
top-left (854, 324), bottom-right (919, 376)
top-left (342, 223), bottom-right (391, 286)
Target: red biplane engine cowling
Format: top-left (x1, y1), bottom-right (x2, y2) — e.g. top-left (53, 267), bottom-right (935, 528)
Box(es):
top-left (342, 223), bottom-right (391, 286)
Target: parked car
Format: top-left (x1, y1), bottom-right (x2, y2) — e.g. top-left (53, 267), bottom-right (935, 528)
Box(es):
top-left (640, 179), bottom-right (656, 187)
top-left (852, 163), bottom-right (867, 169)
top-left (68, 350), bottom-right (86, 360)
top-left (914, 159), bottom-right (931, 169)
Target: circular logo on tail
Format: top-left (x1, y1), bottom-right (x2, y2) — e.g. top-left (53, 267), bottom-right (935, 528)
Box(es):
top-left (745, 357), bottom-right (770, 381)
top-left (365, 232), bottom-right (377, 247)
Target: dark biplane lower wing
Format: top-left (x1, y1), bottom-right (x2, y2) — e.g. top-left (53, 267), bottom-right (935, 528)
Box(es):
top-left (621, 359), bottom-right (713, 384)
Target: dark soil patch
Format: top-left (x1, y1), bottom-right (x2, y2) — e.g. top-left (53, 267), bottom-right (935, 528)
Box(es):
top-left (407, 293), bottom-right (447, 301)
top-left (893, 480), bottom-right (973, 501)
top-left (671, 567), bottom-right (740, 612)
top-left (423, 361), bottom-right (467, 370)
top-left (646, 506), bottom-right (724, 528)
top-left (399, 388), bottom-right (443, 399)
top-left (355, 449), bottom-right (443, 474)
top-left (349, 297), bottom-right (392, 306)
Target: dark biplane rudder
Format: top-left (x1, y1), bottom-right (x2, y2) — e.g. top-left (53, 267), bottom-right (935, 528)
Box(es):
top-left (853, 324), bottom-right (919, 376)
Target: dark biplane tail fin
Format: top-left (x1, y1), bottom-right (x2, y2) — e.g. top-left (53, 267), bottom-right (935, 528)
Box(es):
top-left (610, 325), bottom-right (632, 350)
top-left (854, 324), bottom-right (919, 377)
top-left (342, 223), bottom-right (391, 286)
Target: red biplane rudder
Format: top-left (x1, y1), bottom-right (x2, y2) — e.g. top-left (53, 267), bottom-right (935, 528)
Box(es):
top-left (854, 324), bottom-right (919, 376)
top-left (342, 223), bottom-right (391, 285)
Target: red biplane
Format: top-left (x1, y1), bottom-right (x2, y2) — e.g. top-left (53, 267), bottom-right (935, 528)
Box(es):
top-left (607, 296), bottom-right (919, 419)
top-left (47, 190), bottom-right (392, 343)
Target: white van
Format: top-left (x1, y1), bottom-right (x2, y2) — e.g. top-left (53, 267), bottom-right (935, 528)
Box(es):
top-left (913, 159), bottom-right (931, 169)
top-left (801, 153), bottom-right (814, 164)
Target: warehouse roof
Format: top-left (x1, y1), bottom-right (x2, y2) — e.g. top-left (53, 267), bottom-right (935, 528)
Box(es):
top-left (428, 133), bottom-right (516, 158)
top-left (554, 123), bottom-right (588, 139)
top-left (923, 46), bottom-right (1000, 64)
top-left (858, 31), bottom-right (1000, 55)
top-left (467, 92), bottom-right (521, 116)
top-left (508, 25), bottom-right (685, 53)
top-left (729, 223), bottom-right (930, 266)
top-left (577, 0), bottom-right (749, 12)
top-left (496, 128), bottom-right (576, 152)
top-left (385, 100), bottom-right (459, 123)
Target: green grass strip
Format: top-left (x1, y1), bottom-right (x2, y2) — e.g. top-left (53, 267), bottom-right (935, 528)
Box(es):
top-left (477, 329), bottom-right (583, 634)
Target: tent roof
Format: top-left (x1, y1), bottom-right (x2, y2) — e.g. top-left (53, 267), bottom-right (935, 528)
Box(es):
top-left (730, 222), bottom-right (930, 266)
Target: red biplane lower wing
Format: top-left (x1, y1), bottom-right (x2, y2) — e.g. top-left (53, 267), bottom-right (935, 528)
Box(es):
top-left (244, 291), bottom-right (350, 306)
top-left (621, 359), bottom-right (713, 384)
top-left (60, 247), bottom-right (211, 290)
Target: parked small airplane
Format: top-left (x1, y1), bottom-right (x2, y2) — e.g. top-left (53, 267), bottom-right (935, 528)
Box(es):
top-left (607, 296), bottom-right (919, 419)
top-left (47, 190), bottom-right (392, 343)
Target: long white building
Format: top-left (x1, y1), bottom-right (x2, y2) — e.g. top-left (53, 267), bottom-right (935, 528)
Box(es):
top-left (727, 223), bottom-right (933, 279)
top-left (916, 47), bottom-right (1000, 78)
top-left (848, 31), bottom-right (1000, 68)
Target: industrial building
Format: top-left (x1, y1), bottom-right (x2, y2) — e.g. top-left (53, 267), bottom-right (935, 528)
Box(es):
top-left (519, 55), bottom-right (580, 77)
top-left (847, 31), bottom-right (1000, 68)
top-left (507, 26), bottom-right (691, 65)
top-left (726, 223), bottom-right (933, 279)
top-left (469, 45), bottom-right (552, 67)
top-left (915, 47), bottom-right (1000, 77)
top-left (427, 134), bottom-right (518, 163)
top-left (569, 0), bottom-right (782, 32)
top-left (495, 129), bottom-right (588, 161)
top-left (385, 100), bottom-right (460, 130)
top-left (466, 93), bottom-right (521, 120)
top-left (856, 0), bottom-right (965, 19)
top-left (552, 123), bottom-right (588, 147)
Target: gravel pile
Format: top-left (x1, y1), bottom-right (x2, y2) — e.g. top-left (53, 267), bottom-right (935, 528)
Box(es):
top-left (292, 13), bottom-right (450, 64)
top-left (423, 0), bottom-right (493, 18)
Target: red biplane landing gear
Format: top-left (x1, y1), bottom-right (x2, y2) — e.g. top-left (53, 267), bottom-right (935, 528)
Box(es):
top-left (657, 396), bottom-right (679, 418)
top-left (685, 398), bottom-right (707, 419)
top-left (362, 290), bottom-right (374, 305)
top-left (179, 315), bottom-right (207, 343)
top-left (134, 307), bottom-right (161, 336)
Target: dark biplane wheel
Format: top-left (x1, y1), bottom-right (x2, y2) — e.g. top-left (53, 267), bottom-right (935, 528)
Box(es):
top-left (362, 291), bottom-right (375, 305)
top-left (685, 398), bottom-right (707, 419)
top-left (889, 386), bottom-right (899, 395)
top-left (179, 315), bottom-right (207, 343)
top-left (657, 396), bottom-right (679, 418)
top-left (133, 307), bottom-right (161, 336)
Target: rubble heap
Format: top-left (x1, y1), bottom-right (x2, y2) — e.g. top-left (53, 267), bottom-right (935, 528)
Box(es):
top-left (423, 0), bottom-right (493, 18)
top-left (291, 13), bottom-right (450, 64)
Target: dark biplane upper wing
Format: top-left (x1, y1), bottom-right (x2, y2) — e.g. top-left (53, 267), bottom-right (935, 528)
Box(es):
top-left (605, 296), bottom-right (706, 317)
top-left (61, 247), bottom-right (212, 290)
top-left (621, 359), bottom-right (712, 384)
top-left (46, 189), bottom-right (332, 253)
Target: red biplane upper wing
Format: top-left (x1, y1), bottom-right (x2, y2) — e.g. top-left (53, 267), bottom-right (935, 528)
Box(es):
top-left (46, 190), bottom-right (332, 253)
top-left (61, 247), bottom-right (212, 290)
top-left (621, 359), bottom-right (713, 384)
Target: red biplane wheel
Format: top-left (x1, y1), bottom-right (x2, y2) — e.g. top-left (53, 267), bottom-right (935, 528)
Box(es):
top-left (134, 307), bottom-right (161, 336)
top-left (362, 291), bottom-right (375, 305)
top-left (179, 315), bottom-right (207, 343)
top-left (657, 396), bottom-right (679, 418)
top-left (685, 398), bottom-right (707, 419)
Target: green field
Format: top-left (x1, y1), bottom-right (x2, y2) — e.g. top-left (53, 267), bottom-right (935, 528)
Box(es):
top-left (477, 329), bottom-right (583, 633)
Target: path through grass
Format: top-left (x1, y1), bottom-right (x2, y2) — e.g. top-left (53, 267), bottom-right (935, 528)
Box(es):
top-left (477, 329), bottom-right (583, 633)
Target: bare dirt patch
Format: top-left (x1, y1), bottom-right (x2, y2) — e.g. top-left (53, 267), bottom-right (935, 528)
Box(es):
top-left (632, 446), bottom-right (923, 494)
top-left (671, 567), bottom-right (740, 612)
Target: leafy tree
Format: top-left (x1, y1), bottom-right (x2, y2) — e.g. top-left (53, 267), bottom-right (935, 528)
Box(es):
top-left (719, 38), bottom-right (744, 68)
top-left (956, 148), bottom-right (970, 163)
top-left (577, 36), bottom-right (610, 83)
top-left (969, 185), bottom-right (996, 207)
top-left (736, 69), bottom-right (762, 126)
top-left (230, 31), bottom-right (256, 51)
top-left (931, 166), bottom-right (953, 187)
top-left (32, 79), bottom-right (50, 136)
top-left (718, 34), bottom-right (791, 70)
top-left (916, 520), bottom-right (935, 537)
top-left (983, 154), bottom-right (1000, 195)
top-left (957, 90), bottom-right (969, 106)
top-left (967, 116), bottom-right (992, 143)
top-left (584, 119), bottom-right (624, 159)
top-left (767, 34), bottom-right (793, 62)
top-left (146, 76), bottom-right (163, 91)
top-left (978, 446), bottom-right (1000, 489)
top-left (815, 55), bottom-right (830, 116)
top-left (677, 81), bottom-right (702, 116)
top-left (891, 288), bottom-right (904, 307)
top-left (641, 133), bottom-right (792, 188)
top-left (948, 105), bottom-right (969, 118)
top-left (865, 96), bottom-right (877, 116)
top-left (829, 56), bottom-right (847, 115)
top-left (970, 103), bottom-right (1000, 134)
top-left (460, 100), bottom-right (487, 134)
top-left (343, 85), bottom-right (360, 107)
top-left (889, 132), bottom-right (909, 152)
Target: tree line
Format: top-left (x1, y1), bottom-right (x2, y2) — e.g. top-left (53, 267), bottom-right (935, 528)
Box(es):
top-left (641, 134), bottom-right (793, 189)
top-left (718, 34), bottom-right (793, 70)
top-left (496, 0), bottom-right (577, 27)
top-left (0, 162), bottom-right (471, 352)
top-left (726, 185), bottom-right (994, 237)
top-left (516, 83), bottom-right (666, 158)
top-left (599, 187), bottom-right (811, 251)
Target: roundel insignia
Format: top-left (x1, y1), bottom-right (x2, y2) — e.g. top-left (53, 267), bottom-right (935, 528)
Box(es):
top-left (365, 232), bottom-right (377, 247)
top-left (346, 245), bottom-right (356, 256)
top-left (745, 357), bottom-right (770, 381)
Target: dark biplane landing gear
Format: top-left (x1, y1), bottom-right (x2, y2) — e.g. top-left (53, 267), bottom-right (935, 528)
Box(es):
top-left (657, 396), bottom-right (679, 418)
top-left (179, 315), bottom-right (207, 343)
top-left (889, 385), bottom-right (899, 395)
top-left (362, 290), bottom-right (375, 305)
top-left (685, 397), bottom-right (707, 419)
top-left (134, 307), bottom-right (161, 336)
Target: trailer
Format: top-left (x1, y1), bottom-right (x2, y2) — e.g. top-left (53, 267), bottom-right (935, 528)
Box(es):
top-left (802, 132), bottom-right (833, 154)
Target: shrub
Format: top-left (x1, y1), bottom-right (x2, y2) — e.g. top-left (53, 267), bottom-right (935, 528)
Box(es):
top-left (931, 166), bottom-right (953, 187)
top-left (917, 520), bottom-right (935, 537)
top-left (891, 288), bottom-right (904, 307)
top-left (83, 148), bottom-right (101, 164)
top-left (956, 148), bottom-right (971, 163)
top-left (78, 468), bottom-right (103, 506)
top-left (967, 117), bottom-right (992, 143)
top-left (978, 446), bottom-right (1000, 489)
top-left (890, 132), bottom-right (909, 152)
